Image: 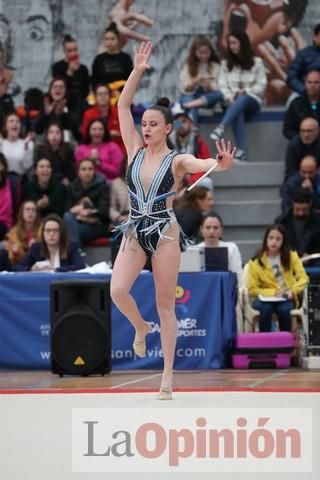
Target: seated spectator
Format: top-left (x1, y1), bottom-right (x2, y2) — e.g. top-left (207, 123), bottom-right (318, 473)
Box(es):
top-left (287, 23), bottom-right (320, 95)
top-left (0, 249), bottom-right (12, 271)
top-left (247, 224), bottom-right (308, 332)
top-left (23, 157), bottom-right (66, 218)
top-left (193, 212), bottom-right (243, 283)
top-left (282, 156), bottom-right (320, 213)
top-left (109, 157), bottom-right (130, 264)
top-left (91, 22), bottom-right (133, 95)
top-left (34, 122), bottom-right (75, 186)
top-left (170, 106), bottom-right (213, 190)
top-left (109, 157), bottom-right (129, 224)
top-left (81, 84), bottom-right (124, 151)
top-left (210, 31), bottom-right (267, 162)
top-left (179, 35), bottom-right (223, 124)
top-left (0, 153), bottom-right (13, 240)
top-left (284, 116), bottom-right (320, 181)
top-left (64, 158), bottom-right (110, 246)
top-left (6, 200), bottom-right (41, 265)
top-left (283, 70), bottom-right (320, 140)
top-left (0, 112), bottom-right (34, 210)
top-left (174, 186), bottom-right (214, 241)
top-left (0, 88), bottom-right (15, 132)
top-left (35, 77), bottom-right (81, 141)
top-left (275, 188), bottom-right (320, 256)
top-left (52, 35), bottom-right (90, 115)
top-left (16, 87), bottom-right (43, 135)
top-left (15, 213), bottom-right (85, 272)
top-left (75, 119), bottom-right (123, 182)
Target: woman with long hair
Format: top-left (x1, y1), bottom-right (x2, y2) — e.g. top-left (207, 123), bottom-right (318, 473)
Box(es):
top-left (15, 213), bottom-right (85, 272)
top-left (196, 212), bottom-right (243, 283)
top-left (80, 84), bottom-right (124, 152)
top-left (75, 118), bottom-right (123, 182)
top-left (6, 200), bottom-right (41, 265)
top-left (247, 224), bottom-right (308, 332)
top-left (210, 31), bottom-right (267, 162)
top-left (0, 112), bottom-right (34, 204)
top-left (174, 186), bottom-right (214, 241)
top-left (22, 157), bottom-right (66, 218)
top-left (63, 158), bottom-right (110, 247)
top-left (180, 35), bottom-right (223, 123)
top-left (34, 122), bottom-right (75, 186)
top-left (110, 41), bottom-right (234, 400)
top-left (35, 77), bottom-right (81, 141)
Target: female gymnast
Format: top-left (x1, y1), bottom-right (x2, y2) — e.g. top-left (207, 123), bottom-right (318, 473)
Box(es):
top-left (110, 41), bottom-right (235, 400)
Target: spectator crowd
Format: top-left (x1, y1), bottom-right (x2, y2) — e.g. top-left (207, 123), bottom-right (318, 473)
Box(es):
top-left (0, 17), bottom-right (320, 335)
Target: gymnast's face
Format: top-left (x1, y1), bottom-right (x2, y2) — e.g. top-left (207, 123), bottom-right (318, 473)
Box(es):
top-left (141, 110), bottom-right (172, 146)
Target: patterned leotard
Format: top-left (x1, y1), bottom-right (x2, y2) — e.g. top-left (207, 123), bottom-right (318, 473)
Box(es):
top-left (114, 148), bottom-right (181, 256)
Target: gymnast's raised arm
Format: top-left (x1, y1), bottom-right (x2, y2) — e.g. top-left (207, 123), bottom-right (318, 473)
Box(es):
top-left (117, 41), bottom-right (152, 161)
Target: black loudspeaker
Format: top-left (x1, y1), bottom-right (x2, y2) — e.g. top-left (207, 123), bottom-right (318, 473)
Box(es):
top-left (307, 284), bottom-right (320, 348)
top-left (50, 279), bottom-right (111, 376)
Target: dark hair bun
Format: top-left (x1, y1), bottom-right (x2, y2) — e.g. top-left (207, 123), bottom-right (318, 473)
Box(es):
top-left (63, 34), bottom-right (74, 43)
top-left (156, 97), bottom-right (170, 108)
top-left (105, 22), bottom-right (119, 34)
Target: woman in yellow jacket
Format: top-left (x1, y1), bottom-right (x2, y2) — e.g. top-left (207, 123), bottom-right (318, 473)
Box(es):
top-left (247, 224), bottom-right (308, 332)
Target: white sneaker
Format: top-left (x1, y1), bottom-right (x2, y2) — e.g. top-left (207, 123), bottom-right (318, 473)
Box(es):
top-left (210, 125), bottom-right (224, 141)
top-left (234, 149), bottom-right (247, 163)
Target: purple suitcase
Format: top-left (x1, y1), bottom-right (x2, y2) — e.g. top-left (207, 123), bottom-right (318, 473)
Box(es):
top-left (232, 332), bottom-right (295, 369)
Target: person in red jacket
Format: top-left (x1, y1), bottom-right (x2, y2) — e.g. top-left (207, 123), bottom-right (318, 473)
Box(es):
top-left (170, 106), bottom-right (213, 190)
top-left (81, 84), bottom-right (124, 152)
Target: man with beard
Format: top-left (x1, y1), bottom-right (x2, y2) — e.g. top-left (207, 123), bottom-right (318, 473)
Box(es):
top-left (275, 187), bottom-right (320, 256)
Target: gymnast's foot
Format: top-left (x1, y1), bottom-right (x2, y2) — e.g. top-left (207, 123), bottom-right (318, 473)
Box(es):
top-left (133, 321), bottom-right (152, 358)
top-left (157, 372), bottom-right (173, 400)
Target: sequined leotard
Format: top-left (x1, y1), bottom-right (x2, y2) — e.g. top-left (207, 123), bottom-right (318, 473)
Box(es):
top-left (114, 148), bottom-right (181, 256)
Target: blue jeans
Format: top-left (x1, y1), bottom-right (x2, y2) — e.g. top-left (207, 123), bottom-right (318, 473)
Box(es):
top-left (252, 299), bottom-right (294, 332)
top-left (63, 212), bottom-right (109, 247)
top-left (180, 88), bottom-right (223, 123)
top-left (221, 94), bottom-right (260, 150)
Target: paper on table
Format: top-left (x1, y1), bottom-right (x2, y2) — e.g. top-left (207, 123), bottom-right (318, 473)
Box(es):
top-left (258, 294), bottom-right (287, 302)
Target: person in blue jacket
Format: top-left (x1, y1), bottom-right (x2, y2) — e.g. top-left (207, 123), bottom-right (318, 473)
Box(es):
top-left (15, 213), bottom-right (85, 272)
top-left (287, 23), bottom-right (320, 95)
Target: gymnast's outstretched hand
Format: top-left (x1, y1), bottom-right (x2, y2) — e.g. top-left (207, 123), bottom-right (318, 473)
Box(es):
top-left (215, 139), bottom-right (236, 170)
top-left (133, 41), bottom-right (152, 72)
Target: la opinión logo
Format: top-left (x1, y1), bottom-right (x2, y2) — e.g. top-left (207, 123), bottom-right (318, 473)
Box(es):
top-left (72, 408), bottom-right (312, 472)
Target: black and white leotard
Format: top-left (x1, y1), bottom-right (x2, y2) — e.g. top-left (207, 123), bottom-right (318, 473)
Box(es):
top-left (114, 148), bottom-right (184, 256)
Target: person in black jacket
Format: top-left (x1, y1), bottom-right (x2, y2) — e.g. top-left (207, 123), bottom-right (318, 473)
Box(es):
top-left (34, 122), bottom-right (75, 185)
top-left (23, 157), bottom-right (66, 219)
top-left (15, 214), bottom-right (85, 272)
top-left (275, 187), bottom-right (320, 256)
top-left (281, 155), bottom-right (320, 213)
top-left (0, 248), bottom-right (12, 271)
top-left (284, 116), bottom-right (320, 181)
top-left (91, 22), bottom-right (133, 90)
top-left (287, 23), bottom-right (320, 95)
top-left (52, 34), bottom-right (90, 114)
top-left (64, 158), bottom-right (110, 246)
top-left (283, 70), bottom-right (320, 140)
